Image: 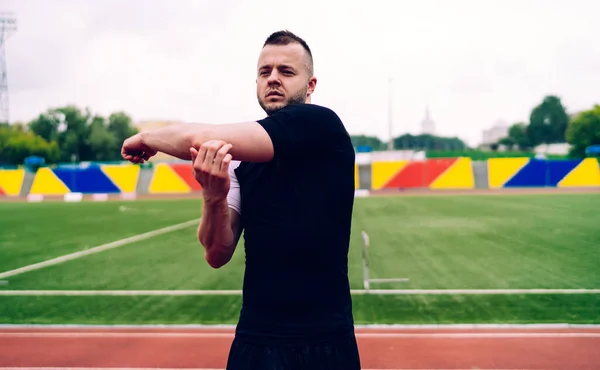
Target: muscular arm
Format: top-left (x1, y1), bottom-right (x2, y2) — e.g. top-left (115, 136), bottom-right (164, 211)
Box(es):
top-left (198, 204), bottom-right (242, 269)
top-left (139, 122), bottom-right (274, 162)
top-left (124, 104), bottom-right (347, 164)
top-left (197, 159), bottom-right (243, 269)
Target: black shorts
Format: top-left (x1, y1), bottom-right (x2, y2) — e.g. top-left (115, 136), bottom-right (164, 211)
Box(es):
top-left (225, 332), bottom-right (361, 370)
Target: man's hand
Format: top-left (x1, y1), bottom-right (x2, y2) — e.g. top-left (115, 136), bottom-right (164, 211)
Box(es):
top-left (191, 140), bottom-right (233, 205)
top-left (121, 133), bottom-right (157, 164)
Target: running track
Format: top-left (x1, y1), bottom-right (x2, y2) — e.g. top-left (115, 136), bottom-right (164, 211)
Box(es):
top-left (1, 326), bottom-right (599, 369)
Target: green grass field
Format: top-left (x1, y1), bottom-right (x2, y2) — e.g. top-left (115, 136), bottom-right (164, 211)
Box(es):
top-left (1, 193), bottom-right (599, 325)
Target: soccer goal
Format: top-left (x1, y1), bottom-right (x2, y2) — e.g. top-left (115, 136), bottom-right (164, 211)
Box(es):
top-left (360, 230), bottom-right (409, 290)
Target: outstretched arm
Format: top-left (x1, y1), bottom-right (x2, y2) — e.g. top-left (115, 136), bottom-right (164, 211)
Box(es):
top-left (121, 121), bottom-right (274, 163)
top-left (122, 104), bottom-right (349, 164)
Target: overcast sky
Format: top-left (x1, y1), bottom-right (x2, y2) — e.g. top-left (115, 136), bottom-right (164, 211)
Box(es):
top-left (3, 0), bottom-right (600, 146)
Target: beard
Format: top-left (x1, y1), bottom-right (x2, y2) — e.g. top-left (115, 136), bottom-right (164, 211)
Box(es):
top-left (258, 86), bottom-right (308, 116)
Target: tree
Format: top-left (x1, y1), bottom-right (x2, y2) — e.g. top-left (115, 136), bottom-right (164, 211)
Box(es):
top-left (393, 134), bottom-right (467, 151)
top-left (27, 105), bottom-right (88, 162)
top-left (28, 112), bottom-right (61, 142)
top-left (565, 104), bottom-right (600, 158)
top-left (497, 137), bottom-right (515, 148)
top-left (507, 122), bottom-right (531, 150)
top-left (107, 111), bottom-right (138, 156)
top-left (108, 112), bottom-right (137, 143)
top-left (26, 105), bottom-right (138, 163)
top-left (86, 116), bottom-right (118, 161)
top-left (0, 124), bottom-right (60, 165)
top-left (350, 135), bottom-right (386, 150)
top-left (528, 95), bottom-right (570, 146)
top-left (11, 122), bottom-right (27, 132)
top-left (55, 105), bottom-right (95, 162)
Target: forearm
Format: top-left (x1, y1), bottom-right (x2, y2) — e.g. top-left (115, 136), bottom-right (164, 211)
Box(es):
top-left (141, 123), bottom-right (214, 160)
top-left (198, 199), bottom-right (235, 268)
top-left (139, 121), bottom-right (274, 162)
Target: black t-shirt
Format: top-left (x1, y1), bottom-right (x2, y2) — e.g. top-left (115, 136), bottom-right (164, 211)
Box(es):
top-left (233, 103), bottom-right (356, 343)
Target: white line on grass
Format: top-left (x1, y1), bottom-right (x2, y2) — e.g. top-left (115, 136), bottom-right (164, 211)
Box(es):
top-left (0, 219), bottom-right (200, 280)
top-left (355, 288), bottom-right (600, 295)
top-left (1, 288), bottom-right (600, 296)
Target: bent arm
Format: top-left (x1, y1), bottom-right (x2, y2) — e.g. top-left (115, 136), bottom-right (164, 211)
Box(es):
top-left (198, 203), bottom-right (243, 269)
top-left (198, 160), bottom-right (243, 269)
top-left (140, 122), bottom-right (274, 162)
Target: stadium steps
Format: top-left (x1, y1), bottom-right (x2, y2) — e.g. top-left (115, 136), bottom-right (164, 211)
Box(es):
top-left (473, 160), bottom-right (489, 189)
top-left (20, 170), bottom-right (36, 197)
top-left (136, 167), bottom-right (154, 194)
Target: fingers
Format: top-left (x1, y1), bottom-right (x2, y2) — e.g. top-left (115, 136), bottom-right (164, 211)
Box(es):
top-left (190, 148), bottom-right (198, 173)
top-left (213, 143), bottom-right (233, 172)
top-left (221, 153), bottom-right (232, 173)
top-left (201, 141), bottom-right (222, 167)
top-left (194, 141), bottom-right (231, 174)
top-left (190, 147), bottom-right (199, 162)
top-left (197, 142), bottom-right (209, 166)
top-left (197, 140), bottom-right (224, 166)
top-left (126, 152), bottom-right (144, 164)
top-left (122, 147), bottom-right (137, 163)
top-left (121, 134), bottom-right (155, 164)
top-left (133, 152), bottom-right (145, 164)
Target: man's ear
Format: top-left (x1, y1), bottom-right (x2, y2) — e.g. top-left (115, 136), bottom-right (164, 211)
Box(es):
top-left (307, 76), bottom-right (317, 97)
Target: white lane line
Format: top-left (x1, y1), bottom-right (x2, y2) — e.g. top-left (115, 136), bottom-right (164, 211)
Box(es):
top-left (0, 290), bottom-right (242, 296)
top-left (1, 288), bottom-right (600, 296)
top-left (0, 219), bottom-right (199, 280)
top-left (354, 289), bottom-right (600, 295)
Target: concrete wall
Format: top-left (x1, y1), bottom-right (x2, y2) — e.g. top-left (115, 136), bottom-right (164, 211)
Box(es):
top-left (1, 157), bottom-right (599, 198)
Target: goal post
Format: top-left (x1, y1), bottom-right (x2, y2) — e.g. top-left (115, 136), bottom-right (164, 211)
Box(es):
top-left (361, 231), bottom-right (371, 290)
top-left (361, 230), bottom-right (409, 291)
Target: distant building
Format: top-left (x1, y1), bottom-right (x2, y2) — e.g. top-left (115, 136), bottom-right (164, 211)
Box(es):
top-left (420, 106), bottom-right (436, 135)
top-left (481, 119), bottom-right (509, 145)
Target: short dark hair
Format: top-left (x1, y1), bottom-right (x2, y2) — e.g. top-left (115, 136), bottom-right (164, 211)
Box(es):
top-left (263, 30), bottom-right (314, 76)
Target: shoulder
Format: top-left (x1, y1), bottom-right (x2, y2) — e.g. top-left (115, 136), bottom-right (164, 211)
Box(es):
top-left (254, 103), bottom-right (350, 157)
top-left (274, 103), bottom-right (341, 121)
top-left (258, 103), bottom-right (347, 134)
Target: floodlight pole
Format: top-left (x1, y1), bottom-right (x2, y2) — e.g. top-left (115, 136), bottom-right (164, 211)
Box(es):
top-left (0, 12), bottom-right (17, 124)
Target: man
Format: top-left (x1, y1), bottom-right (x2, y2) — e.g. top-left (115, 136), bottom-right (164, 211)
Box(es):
top-left (121, 30), bottom-right (360, 369)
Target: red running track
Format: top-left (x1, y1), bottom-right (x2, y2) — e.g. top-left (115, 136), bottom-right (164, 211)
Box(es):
top-left (1, 326), bottom-right (599, 369)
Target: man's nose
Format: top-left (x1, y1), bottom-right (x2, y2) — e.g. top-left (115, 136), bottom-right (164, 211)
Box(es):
top-left (267, 71), bottom-right (281, 84)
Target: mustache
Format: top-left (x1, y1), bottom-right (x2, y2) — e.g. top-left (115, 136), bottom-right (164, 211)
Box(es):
top-left (266, 89), bottom-right (284, 96)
